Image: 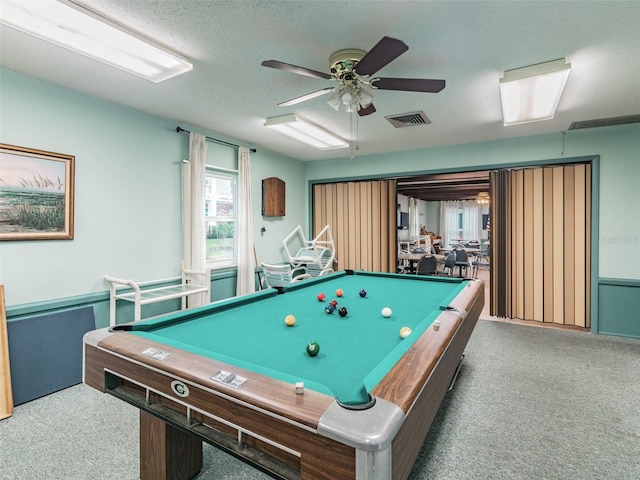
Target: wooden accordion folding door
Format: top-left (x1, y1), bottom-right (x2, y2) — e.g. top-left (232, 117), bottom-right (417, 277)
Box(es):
top-left (490, 163), bottom-right (591, 327)
top-left (312, 180), bottom-right (397, 273)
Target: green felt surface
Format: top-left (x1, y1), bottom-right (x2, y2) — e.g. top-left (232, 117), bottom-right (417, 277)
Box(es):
top-left (130, 271), bottom-right (468, 405)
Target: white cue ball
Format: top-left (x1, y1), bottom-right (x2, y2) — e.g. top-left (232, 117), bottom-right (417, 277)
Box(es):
top-left (381, 307), bottom-right (392, 318)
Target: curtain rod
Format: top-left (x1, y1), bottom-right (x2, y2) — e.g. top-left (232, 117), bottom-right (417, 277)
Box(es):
top-left (176, 127), bottom-right (256, 153)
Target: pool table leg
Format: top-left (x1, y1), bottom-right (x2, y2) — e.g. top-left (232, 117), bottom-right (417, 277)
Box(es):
top-left (140, 411), bottom-right (203, 480)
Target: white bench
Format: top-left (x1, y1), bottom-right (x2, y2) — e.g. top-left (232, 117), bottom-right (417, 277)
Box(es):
top-left (104, 266), bottom-right (210, 327)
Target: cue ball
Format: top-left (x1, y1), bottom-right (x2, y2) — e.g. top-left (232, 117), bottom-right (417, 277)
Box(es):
top-left (359, 289), bottom-right (367, 298)
top-left (338, 307), bottom-right (348, 317)
top-left (399, 327), bottom-right (412, 338)
top-left (336, 288), bottom-right (343, 297)
top-left (284, 315), bottom-right (296, 327)
top-left (306, 341), bottom-right (320, 357)
top-left (317, 293), bottom-right (326, 302)
top-left (381, 307), bottom-right (392, 318)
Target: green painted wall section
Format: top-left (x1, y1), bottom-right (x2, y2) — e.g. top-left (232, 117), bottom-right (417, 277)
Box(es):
top-left (597, 279), bottom-right (640, 337)
top-left (304, 123), bottom-right (640, 281)
top-left (1, 67), bottom-right (638, 337)
top-left (0, 69), bottom-right (305, 313)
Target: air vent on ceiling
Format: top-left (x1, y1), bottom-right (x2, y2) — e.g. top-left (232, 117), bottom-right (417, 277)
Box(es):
top-left (568, 114), bottom-right (640, 130)
top-left (385, 111), bottom-right (431, 128)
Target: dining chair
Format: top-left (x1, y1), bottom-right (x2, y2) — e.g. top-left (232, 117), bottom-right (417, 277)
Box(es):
top-left (471, 248), bottom-right (490, 278)
top-left (453, 248), bottom-right (470, 277)
top-left (436, 253), bottom-right (455, 276)
top-left (416, 255), bottom-right (437, 276)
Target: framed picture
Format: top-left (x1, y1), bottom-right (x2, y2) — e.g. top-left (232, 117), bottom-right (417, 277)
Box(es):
top-left (0, 143), bottom-right (75, 241)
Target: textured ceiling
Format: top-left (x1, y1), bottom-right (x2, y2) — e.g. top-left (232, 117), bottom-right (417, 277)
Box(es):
top-left (1, 1), bottom-right (639, 162)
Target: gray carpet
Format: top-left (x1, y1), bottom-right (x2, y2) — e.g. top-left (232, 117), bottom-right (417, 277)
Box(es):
top-left (1, 320), bottom-right (638, 480)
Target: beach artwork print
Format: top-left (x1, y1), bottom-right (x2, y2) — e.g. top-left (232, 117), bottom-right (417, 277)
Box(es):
top-left (0, 144), bottom-right (74, 241)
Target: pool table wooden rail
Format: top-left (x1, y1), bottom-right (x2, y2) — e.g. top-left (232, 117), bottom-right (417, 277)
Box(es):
top-left (386, 279), bottom-right (483, 480)
top-left (84, 334), bottom-right (355, 479)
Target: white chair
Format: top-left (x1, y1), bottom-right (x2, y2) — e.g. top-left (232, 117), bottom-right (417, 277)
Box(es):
top-left (260, 263), bottom-right (312, 289)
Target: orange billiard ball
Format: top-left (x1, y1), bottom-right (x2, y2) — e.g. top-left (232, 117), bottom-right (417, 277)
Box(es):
top-left (284, 315), bottom-right (296, 326)
top-left (336, 288), bottom-right (343, 297)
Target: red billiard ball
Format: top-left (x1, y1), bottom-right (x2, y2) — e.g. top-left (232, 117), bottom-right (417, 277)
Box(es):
top-left (330, 299), bottom-right (338, 307)
top-left (317, 293), bottom-right (326, 302)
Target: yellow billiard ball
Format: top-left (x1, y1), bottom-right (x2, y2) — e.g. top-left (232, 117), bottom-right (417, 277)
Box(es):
top-left (284, 314), bottom-right (296, 326)
top-left (399, 327), bottom-right (412, 338)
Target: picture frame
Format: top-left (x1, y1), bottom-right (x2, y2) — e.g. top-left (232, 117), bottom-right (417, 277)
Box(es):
top-left (0, 143), bottom-right (75, 241)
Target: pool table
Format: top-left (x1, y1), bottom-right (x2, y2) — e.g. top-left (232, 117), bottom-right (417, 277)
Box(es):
top-left (84, 270), bottom-right (483, 480)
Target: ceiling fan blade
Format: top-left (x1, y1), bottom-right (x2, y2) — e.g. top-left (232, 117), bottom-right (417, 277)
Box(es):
top-left (358, 103), bottom-right (376, 116)
top-left (371, 77), bottom-right (446, 93)
top-left (278, 87), bottom-right (335, 106)
top-left (354, 36), bottom-right (409, 77)
top-left (261, 60), bottom-right (332, 80)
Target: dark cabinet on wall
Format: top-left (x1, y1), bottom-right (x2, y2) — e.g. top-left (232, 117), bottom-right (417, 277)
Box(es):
top-left (262, 177), bottom-right (285, 217)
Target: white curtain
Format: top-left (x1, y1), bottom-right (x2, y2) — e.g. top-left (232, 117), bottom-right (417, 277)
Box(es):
top-left (235, 147), bottom-right (255, 296)
top-left (409, 197), bottom-right (418, 237)
top-left (440, 200), bottom-right (460, 247)
top-left (461, 200), bottom-right (480, 242)
top-left (182, 132), bottom-right (208, 306)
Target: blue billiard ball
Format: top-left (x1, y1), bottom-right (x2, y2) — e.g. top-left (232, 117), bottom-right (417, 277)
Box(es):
top-left (359, 289), bottom-right (367, 298)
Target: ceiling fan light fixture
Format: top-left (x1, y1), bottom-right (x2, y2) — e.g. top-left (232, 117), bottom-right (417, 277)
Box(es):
top-left (500, 58), bottom-right (571, 126)
top-left (327, 90), bottom-right (342, 111)
top-left (340, 86), bottom-right (355, 106)
top-left (357, 88), bottom-right (373, 108)
top-left (0, 0), bottom-right (192, 83)
top-left (264, 114), bottom-right (348, 150)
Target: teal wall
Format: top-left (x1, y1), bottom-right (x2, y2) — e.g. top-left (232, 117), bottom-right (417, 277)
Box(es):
top-left (1, 67), bottom-right (638, 337)
top-left (304, 123), bottom-right (640, 281)
top-left (0, 68), bottom-right (305, 314)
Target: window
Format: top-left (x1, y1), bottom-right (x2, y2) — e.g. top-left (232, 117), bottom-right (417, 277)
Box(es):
top-left (205, 169), bottom-right (237, 268)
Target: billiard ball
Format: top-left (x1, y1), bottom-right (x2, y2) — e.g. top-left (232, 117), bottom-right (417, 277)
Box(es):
top-left (336, 288), bottom-right (343, 297)
top-left (381, 307), bottom-right (392, 318)
top-left (330, 299), bottom-right (338, 307)
top-left (284, 315), bottom-right (296, 327)
top-left (325, 304), bottom-right (335, 314)
top-left (359, 289), bottom-right (367, 298)
top-left (306, 341), bottom-right (320, 356)
top-left (317, 293), bottom-right (326, 302)
top-left (338, 307), bottom-right (348, 317)
top-left (399, 326), bottom-right (412, 338)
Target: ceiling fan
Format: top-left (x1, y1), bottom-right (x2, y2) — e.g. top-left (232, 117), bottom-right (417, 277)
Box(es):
top-left (261, 36), bottom-right (445, 116)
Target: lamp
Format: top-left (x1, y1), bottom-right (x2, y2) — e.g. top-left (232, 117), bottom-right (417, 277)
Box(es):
top-left (499, 58), bottom-right (571, 126)
top-left (476, 192), bottom-right (490, 205)
top-left (327, 84), bottom-right (374, 113)
top-left (264, 114), bottom-right (348, 150)
top-left (0, 0), bottom-right (192, 83)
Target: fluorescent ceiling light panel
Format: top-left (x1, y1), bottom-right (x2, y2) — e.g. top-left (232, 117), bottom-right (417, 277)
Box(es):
top-left (500, 59), bottom-right (571, 126)
top-left (264, 114), bottom-right (349, 150)
top-left (0, 0), bottom-right (192, 82)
